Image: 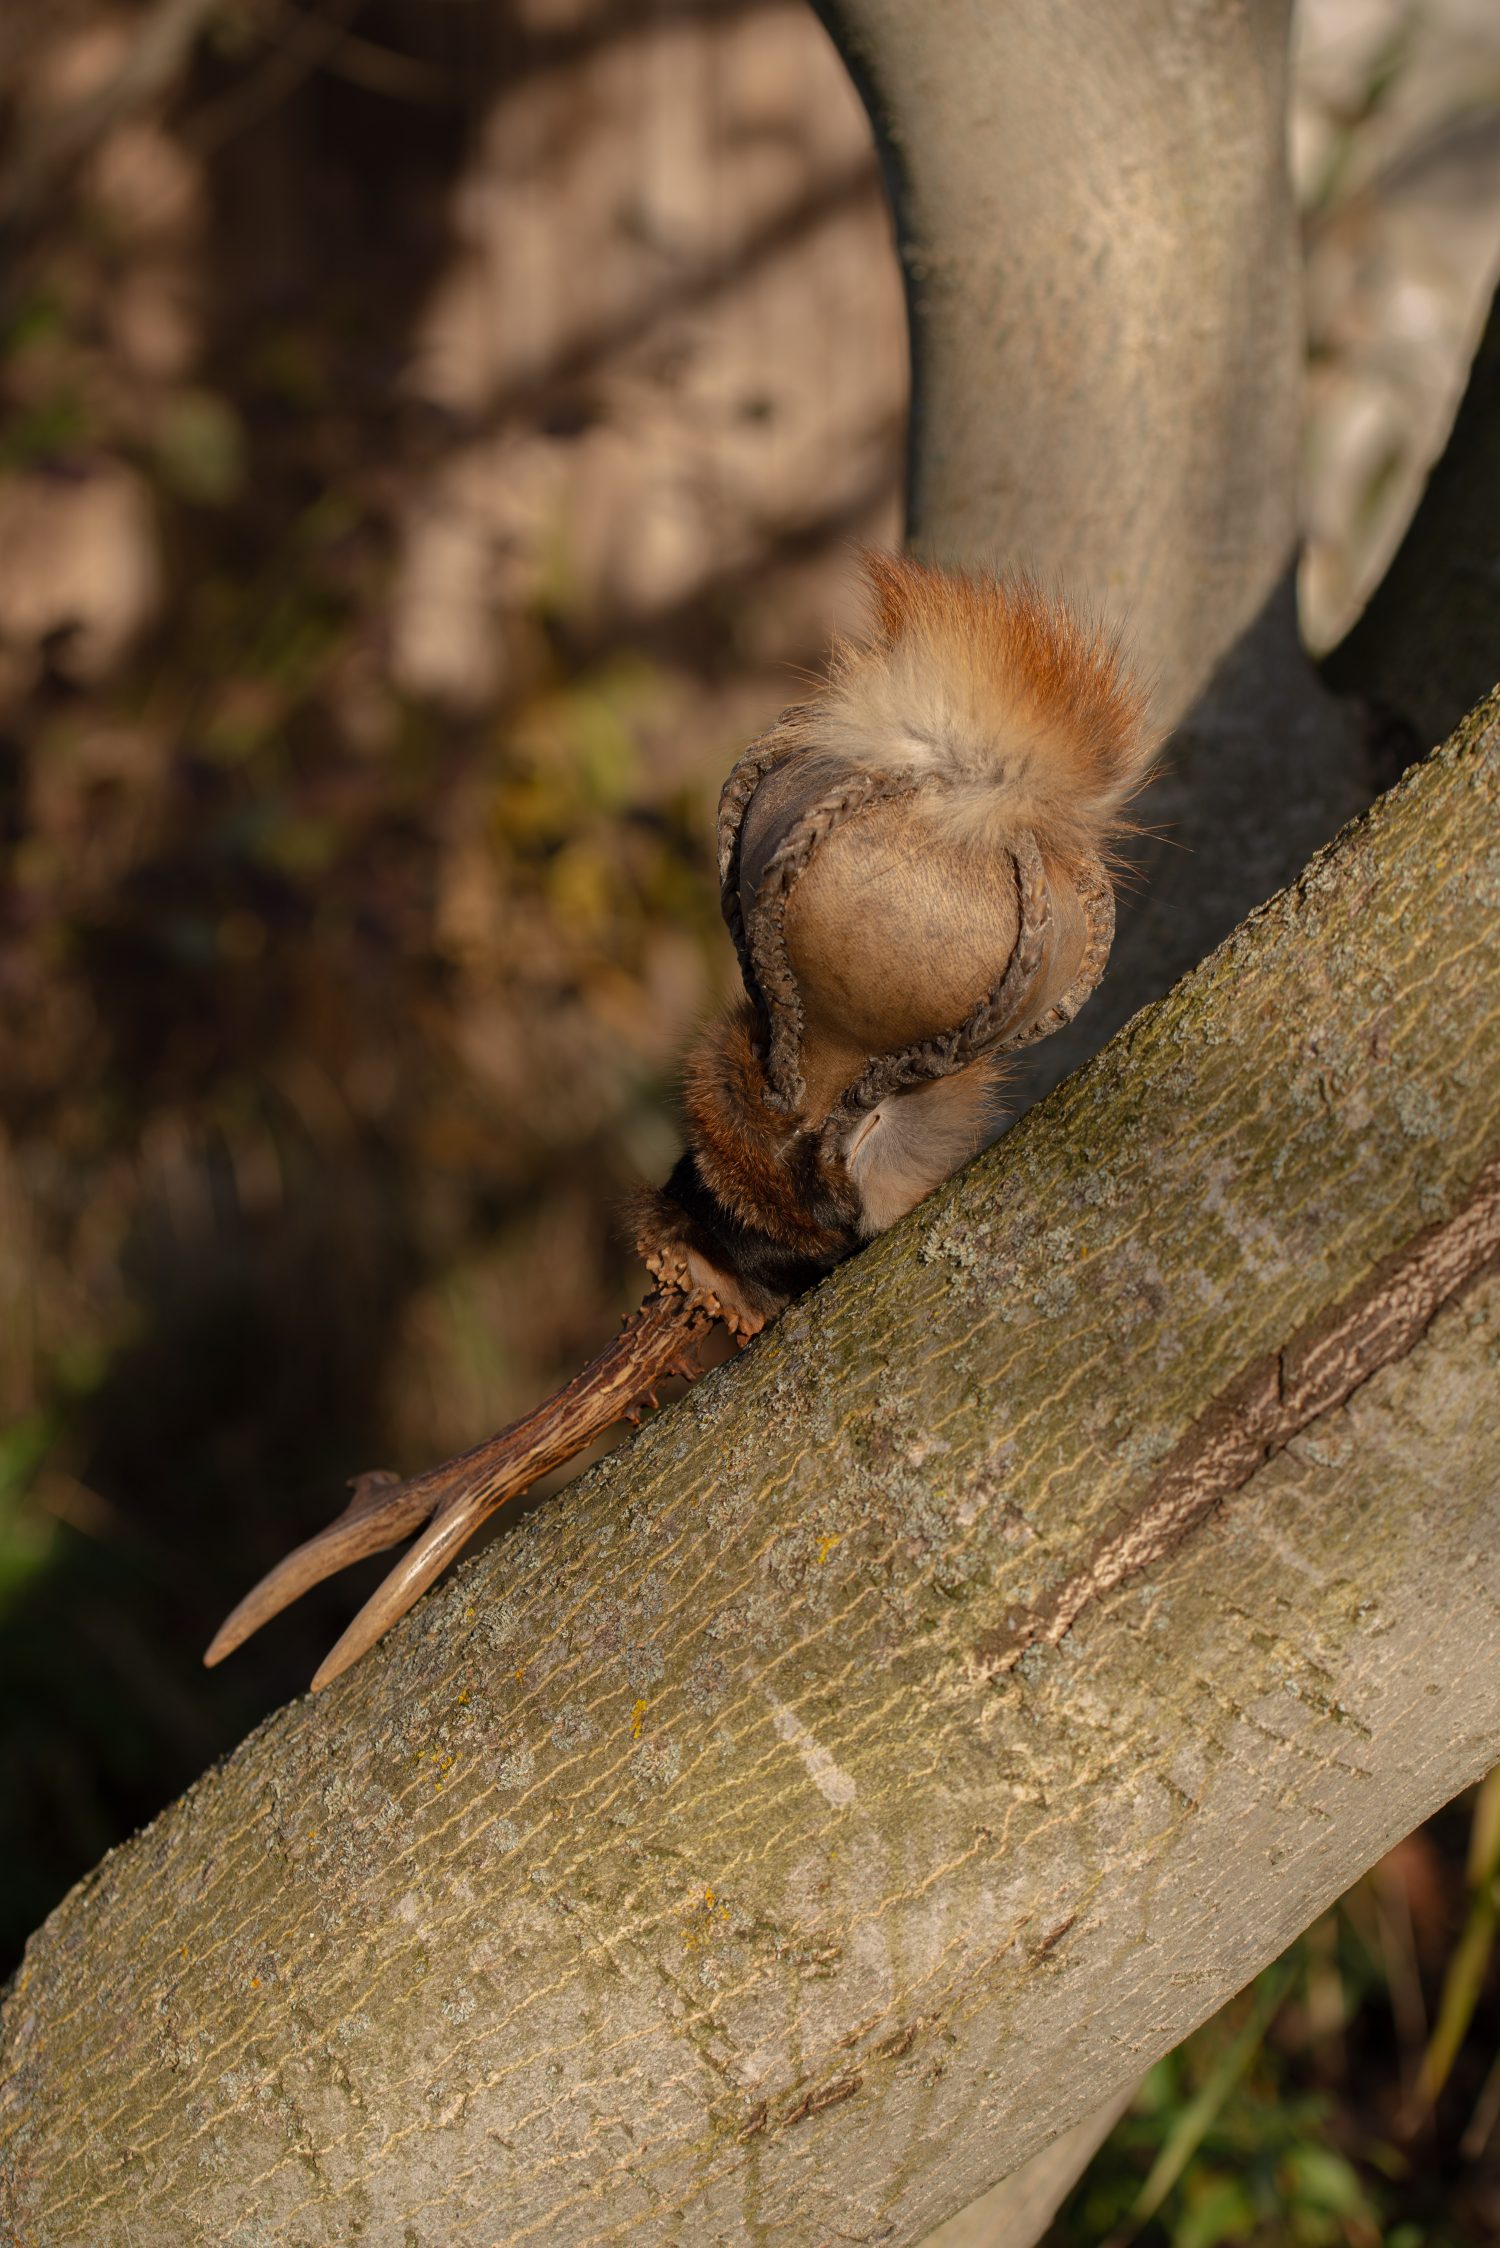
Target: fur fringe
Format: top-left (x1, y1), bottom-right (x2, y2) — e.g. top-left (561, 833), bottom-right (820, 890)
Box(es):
top-left (807, 551), bottom-right (1157, 863)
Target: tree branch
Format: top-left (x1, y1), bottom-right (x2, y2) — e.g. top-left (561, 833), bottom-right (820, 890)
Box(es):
top-left (815, 0), bottom-right (1376, 1117)
top-left (5, 689), bottom-right (1498, 2246)
top-left (1326, 279), bottom-right (1500, 756)
top-left (820, 0), bottom-right (1301, 730)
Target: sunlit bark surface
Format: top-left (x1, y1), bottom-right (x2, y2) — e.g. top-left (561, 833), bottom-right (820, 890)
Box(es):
top-left (4, 692), bottom-right (1497, 2247)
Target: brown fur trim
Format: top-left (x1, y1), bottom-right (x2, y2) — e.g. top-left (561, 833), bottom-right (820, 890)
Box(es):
top-left (680, 1003), bottom-right (855, 1256)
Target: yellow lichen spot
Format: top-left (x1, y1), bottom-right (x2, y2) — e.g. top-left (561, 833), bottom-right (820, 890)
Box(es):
top-left (515, 1665), bottom-right (526, 1684)
top-left (179, 1946), bottom-right (188, 1960)
top-left (682, 1885), bottom-right (731, 1950)
top-left (630, 1698), bottom-right (648, 1742)
top-left (815, 1533), bottom-right (843, 1564)
top-left (458, 1689), bottom-right (470, 1705)
top-left (250, 1977), bottom-right (261, 1989)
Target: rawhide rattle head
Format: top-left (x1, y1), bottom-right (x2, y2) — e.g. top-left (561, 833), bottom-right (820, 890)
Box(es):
top-left (635, 551), bottom-right (1156, 1332)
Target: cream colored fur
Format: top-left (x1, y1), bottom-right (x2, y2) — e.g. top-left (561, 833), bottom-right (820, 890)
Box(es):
top-left (808, 556), bottom-right (1156, 864)
top-left (845, 1066), bottom-right (998, 1237)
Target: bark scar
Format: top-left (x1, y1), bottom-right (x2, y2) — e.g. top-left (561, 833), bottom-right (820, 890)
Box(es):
top-left (974, 1146), bottom-right (1500, 1678)
top-left (1033, 1913), bottom-right (1077, 1958)
top-left (780, 2073), bottom-right (864, 2130)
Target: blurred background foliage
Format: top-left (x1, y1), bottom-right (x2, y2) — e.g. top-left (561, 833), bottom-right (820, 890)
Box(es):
top-left (0, 1), bottom-right (1496, 2240)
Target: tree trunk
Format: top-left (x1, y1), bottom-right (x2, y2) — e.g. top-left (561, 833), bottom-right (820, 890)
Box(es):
top-left (5, 686), bottom-right (1497, 2246)
top-left (819, 0), bottom-right (1375, 1119)
top-left (825, 0), bottom-right (1298, 728)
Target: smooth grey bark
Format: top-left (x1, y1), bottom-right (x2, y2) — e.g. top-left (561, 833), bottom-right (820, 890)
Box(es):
top-left (824, 0), bottom-right (1301, 727)
top-left (4, 692), bottom-right (1498, 2247)
top-left (919, 2086), bottom-right (1137, 2248)
top-left (820, 0), bottom-right (1374, 1117)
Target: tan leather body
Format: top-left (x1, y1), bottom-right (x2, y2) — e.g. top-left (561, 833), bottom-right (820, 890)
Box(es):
top-left (737, 767), bottom-right (1091, 1123)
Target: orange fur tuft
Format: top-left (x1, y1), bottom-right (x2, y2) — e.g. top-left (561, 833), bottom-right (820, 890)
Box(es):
top-left (807, 551), bottom-right (1157, 864)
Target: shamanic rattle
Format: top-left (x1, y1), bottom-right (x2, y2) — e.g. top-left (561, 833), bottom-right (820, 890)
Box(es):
top-left (206, 553), bottom-right (1153, 1689)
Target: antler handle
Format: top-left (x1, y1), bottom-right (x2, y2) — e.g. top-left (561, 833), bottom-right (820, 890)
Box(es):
top-left (205, 1290), bottom-right (716, 1688)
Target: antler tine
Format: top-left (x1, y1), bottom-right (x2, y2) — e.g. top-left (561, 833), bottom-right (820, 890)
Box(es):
top-left (203, 1468), bottom-right (438, 1669)
top-left (204, 1290), bottom-right (718, 1687)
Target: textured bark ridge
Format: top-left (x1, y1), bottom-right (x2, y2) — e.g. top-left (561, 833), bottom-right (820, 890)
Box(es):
top-left (4, 696), bottom-right (1498, 2245)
